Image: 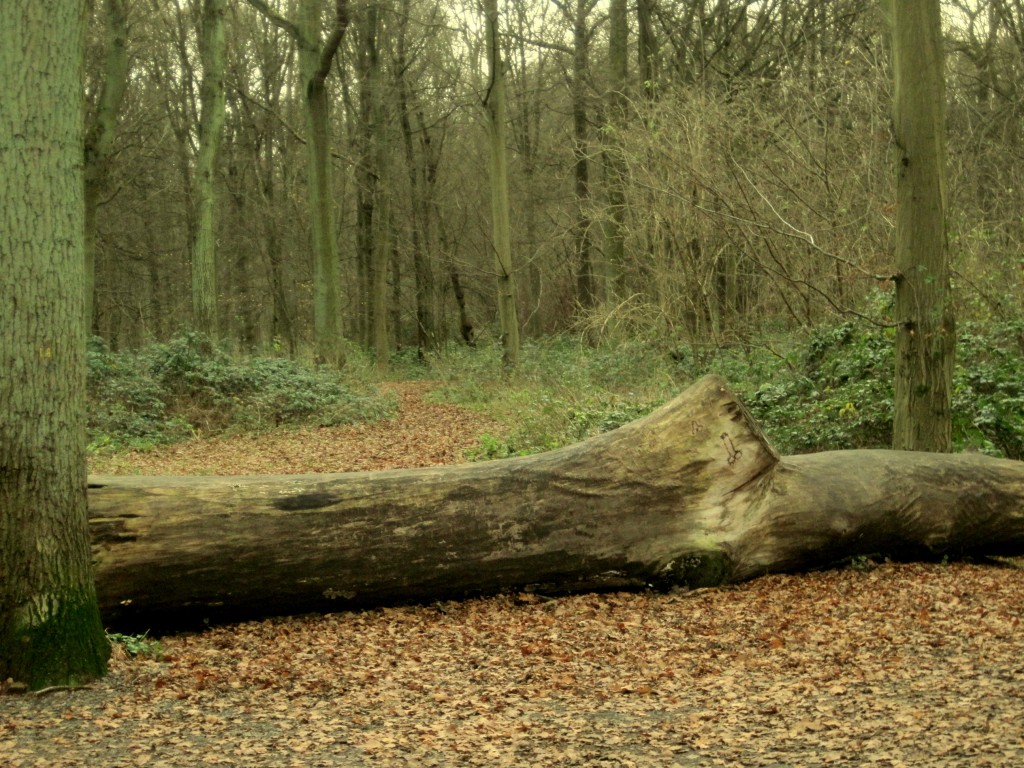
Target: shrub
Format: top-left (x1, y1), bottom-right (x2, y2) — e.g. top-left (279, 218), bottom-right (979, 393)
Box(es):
top-left (730, 320), bottom-right (1024, 458)
top-left (953, 321), bottom-right (1024, 459)
top-left (87, 334), bottom-right (395, 452)
top-left (738, 322), bottom-right (895, 454)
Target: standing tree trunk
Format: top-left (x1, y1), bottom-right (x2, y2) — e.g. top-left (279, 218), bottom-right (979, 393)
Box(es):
top-left (564, 0), bottom-right (599, 310)
top-left (509, 3), bottom-right (546, 335)
top-left (355, 3), bottom-right (390, 370)
top-left (603, 0), bottom-right (628, 301)
top-left (262, 140), bottom-right (297, 356)
top-left (890, 0), bottom-right (955, 452)
top-left (299, 0), bottom-right (349, 368)
top-left (637, 0), bottom-right (656, 101)
top-left (484, 0), bottom-right (521, 370)
top-left (397, 0), bottom-right (439, 355)
top-left (0, 0), bottom-right (110, 690)
top-left (245, 0), bottom-right (350, 366)
top-left (191, 0), bottom-right (227, 340)
top-left (84, 0), bottom-right (129, 338)
top-left (246, 0), bottom-right (351, 366)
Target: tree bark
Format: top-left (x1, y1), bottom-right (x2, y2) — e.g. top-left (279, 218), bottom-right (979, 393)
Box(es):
top-left (84, 0), bottom-right (130, 338)
top-left (397, 0), bottom-right (439, 355)
top-left (88, 375), bottom-right (1024, 634)
top-left (1, 0), bottom-right (110, 689)
top-left (191, 0), bottom-right (227, 340)
top-left (603, 0), bottom-right (628, 301)
top-left (245, 0), bottom-right (350, 365)
top-left (483, 0), bottom-right (521, 370)
top-left (890, 0), bottom-right (955, 451)
top-left (354, 3), bottom-right (390, 371)
top-left (566, 0), bottom-right (598, 310)
top-left (300, 0), bottom-right (348, 368)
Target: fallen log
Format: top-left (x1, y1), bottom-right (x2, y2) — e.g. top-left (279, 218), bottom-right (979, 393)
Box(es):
top-left (88, 375), bottom-right (1024, 632)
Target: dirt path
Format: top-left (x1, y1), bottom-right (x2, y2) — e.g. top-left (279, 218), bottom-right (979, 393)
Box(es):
top-left (5, 384), bottom-right (1024, 767)
top-left (88, 382), bottom-right (502, 476)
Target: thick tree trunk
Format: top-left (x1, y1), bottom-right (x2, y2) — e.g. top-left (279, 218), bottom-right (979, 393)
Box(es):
top-left (88, 375), bottom-right (1024, 634)
top-left (891, 0), bottom-right (955, 451)
top-left (1, 0), bottom-right (110, 689)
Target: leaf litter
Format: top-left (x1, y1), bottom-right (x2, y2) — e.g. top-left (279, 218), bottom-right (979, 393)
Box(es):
top-left (4, 383), bottom-right (1024, 766)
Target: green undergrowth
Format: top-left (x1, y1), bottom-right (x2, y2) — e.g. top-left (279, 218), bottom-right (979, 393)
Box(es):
top-left (87, 333), bottom-right (396, 453)
top-left (731, 320), bottom-right (1024, 458)
top-left (406, 336), bottom-right (678, 459)
top-left (412, 320), bottom-right (1024, 460)
top-left (106, 631), bottom-right (165, 660)
top-left (88, 321), bottom-right (1024, 461)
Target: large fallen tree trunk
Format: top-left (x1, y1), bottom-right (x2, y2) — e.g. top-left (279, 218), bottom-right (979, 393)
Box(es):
top-left (89, 375), bottom-right (1024, 632)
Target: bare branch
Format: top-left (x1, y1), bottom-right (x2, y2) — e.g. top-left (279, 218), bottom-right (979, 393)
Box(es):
top-left (242, 0), bottom-right (303, 45)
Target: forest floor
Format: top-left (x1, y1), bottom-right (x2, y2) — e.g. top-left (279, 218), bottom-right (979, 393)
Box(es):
top-left (4, 382), bottom-right (1024, 767)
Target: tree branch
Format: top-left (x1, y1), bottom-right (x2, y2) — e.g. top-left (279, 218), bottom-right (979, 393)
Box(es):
top-left (243, 0), bottom-right (304, 46)
top-left (316, 0), bottom-right (350, 82)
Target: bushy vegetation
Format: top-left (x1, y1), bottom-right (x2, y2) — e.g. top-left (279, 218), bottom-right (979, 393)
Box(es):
top-left (732, 323), bottom-right (896, 455)
top-left (87, 333), bottom-right (396, 452)
top-left (733, 320), bottom-right (1024, 458)
top-left (87, 324), bottom-right (1023, 462)
top-left (413, 336), bottom-right (677, 460)
top-left (425, 321), bottom-right (1024, 461)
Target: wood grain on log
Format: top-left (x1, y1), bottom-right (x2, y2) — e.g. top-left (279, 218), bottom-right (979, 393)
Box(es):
top-left (88, 375), bottom-right (1024, 632)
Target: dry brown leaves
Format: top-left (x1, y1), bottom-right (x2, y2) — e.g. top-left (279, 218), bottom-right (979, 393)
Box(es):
top-left (4, 566), bottom-right (1024, 767)
top-left (88, 382), bottom-right (502, 476)
top-left (5, 384), bottom-right (1024, 766)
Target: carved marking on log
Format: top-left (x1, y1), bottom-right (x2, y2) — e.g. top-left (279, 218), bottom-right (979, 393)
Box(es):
top-left (720, 433), bottom-right (741, 465)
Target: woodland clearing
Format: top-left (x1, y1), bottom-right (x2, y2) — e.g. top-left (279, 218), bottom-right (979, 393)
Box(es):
top-left (3, 383), bottom-right (1023, 767)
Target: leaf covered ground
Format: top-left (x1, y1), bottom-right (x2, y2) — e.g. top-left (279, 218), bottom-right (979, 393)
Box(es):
top-left (4, 383), bottom-right (1024, 767)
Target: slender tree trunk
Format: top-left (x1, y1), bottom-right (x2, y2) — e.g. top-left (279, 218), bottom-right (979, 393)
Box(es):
top-left (372, 187), bottom-right (391, 371)
top-left (890, 0), bottom-right (955, 452)
top-left (191, 0), bottom-right (227, 340)
top-left (84, 0), bottom-right (129, 339)
top-left (263, 150), bottom-right (296, 356)
top-left (568, 1), bottom-right (597, 310)
top-left (354, 5), bottom-right (378, 352)
top-left (637, 0), bottom-right (656, 100)
top-left (603, 0), bottom-right (628, 300)
top-left (484, 0), bottom-right (520, 370)
top-left (397, 0), bottom-right (438, 355)
top-left (299, 0), bottom-right (348, 367)
top-left (450, 268), bottom-right (476, 345)
top-left (259, 111), bottom-right (297, 355)
top-left (0, 0), bottom-right (110, 690)
top-left (244, 0), bottom-right (349, 362)
top-left (420, 117), bottom-right (448, 346)
top-left (355, 3), bottom-right (390, 371)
